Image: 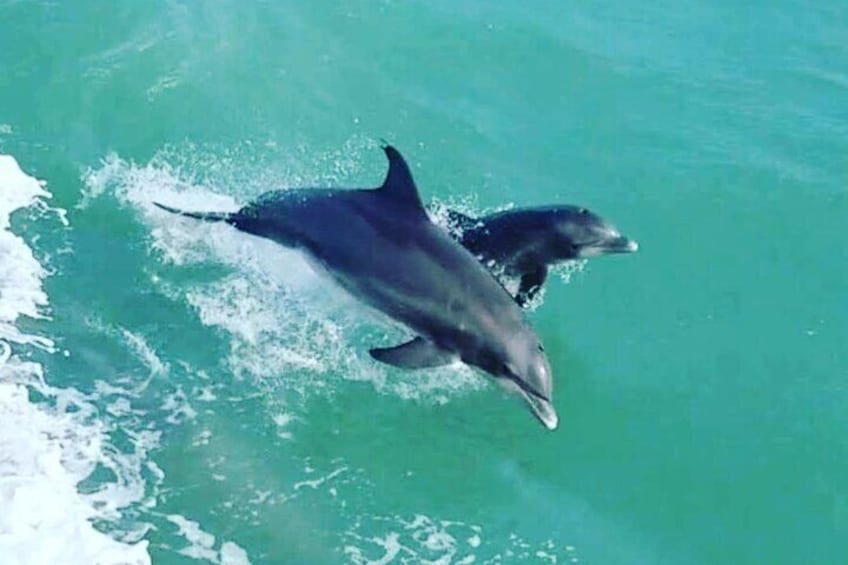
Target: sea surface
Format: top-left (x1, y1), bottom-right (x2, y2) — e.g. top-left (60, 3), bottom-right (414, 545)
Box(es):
top-left (1, 2), bottom-right (846, 564)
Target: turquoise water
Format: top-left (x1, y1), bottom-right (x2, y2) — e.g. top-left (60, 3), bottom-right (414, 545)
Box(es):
top-left (1, 1), bottom-right (846, 563)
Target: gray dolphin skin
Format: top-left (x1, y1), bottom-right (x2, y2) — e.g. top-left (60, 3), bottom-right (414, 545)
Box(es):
top-left (154, 146), bottom-right (558, 430)
top-left (444, 206), bottom-right (638, 306)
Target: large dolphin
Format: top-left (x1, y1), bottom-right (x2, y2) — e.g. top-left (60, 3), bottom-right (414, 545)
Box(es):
top-left (154, 146), bottom-right (558, 429)
top-left (443, 206), bottom-right (638, 306)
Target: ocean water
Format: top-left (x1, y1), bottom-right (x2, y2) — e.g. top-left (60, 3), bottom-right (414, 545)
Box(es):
top-left (1, 1), bottom-right (846, 564)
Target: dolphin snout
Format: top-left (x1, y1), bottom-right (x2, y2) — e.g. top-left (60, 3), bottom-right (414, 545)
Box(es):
top-left (504, 353), bottom-right (558, 430)
top-left (621, 237), bottom-right (639, 253)
top-left (574, 232), bottom-right (638, 258)
top-left (580, 235), bottom-right (638, 257)
top-left (500, 377), bottom-right (559, 431)
top-left (608, 235), bottom-right (638, 253)
top-left (529, 395), bottom-right (559, 430)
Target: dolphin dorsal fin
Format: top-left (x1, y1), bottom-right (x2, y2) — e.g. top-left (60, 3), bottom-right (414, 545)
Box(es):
top-left (377, 144), bottom-right (425, 212)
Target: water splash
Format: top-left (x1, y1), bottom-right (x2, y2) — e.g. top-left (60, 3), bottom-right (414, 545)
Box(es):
top-left (0, 154), bottom-right (151, 564)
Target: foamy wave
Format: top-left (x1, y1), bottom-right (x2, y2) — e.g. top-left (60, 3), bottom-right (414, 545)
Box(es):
top-left (166, 515), bottom-right (251, 565)
top-left (0, 379), bottom-right (150, 565)
top-left (343, 514), bottom-right (482, 565)
top-left (0, 155), bottom-right (54, 350)
top-left (0, 154), bottom-right (151, 565)
top-left (343, 512), bottom-right (579, 565)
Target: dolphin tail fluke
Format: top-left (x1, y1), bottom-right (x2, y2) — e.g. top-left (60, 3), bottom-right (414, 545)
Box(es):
top-left (153, 202), bottom-right (232, 223)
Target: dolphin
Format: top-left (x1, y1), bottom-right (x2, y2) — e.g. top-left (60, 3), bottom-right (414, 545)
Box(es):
top-left (442, 206), bottom-right (638, 306)
top-left (154, 145), bottom-right (558, 430)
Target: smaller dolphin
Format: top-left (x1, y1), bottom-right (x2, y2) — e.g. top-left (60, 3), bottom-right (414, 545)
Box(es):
top-left (443, 206), bottom-right (638, 306)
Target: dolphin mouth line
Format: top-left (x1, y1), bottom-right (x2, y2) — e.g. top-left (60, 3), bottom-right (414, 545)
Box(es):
top-left (503, 373), bottom-right (557, 430)
top-left (506, 374), bottom-right (550, 404)
top-left (583, 237), bottom-right (638, 254)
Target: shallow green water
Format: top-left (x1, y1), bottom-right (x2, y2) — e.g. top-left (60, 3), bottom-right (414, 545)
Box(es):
top-left (1, 1), bottom-right (846, 563)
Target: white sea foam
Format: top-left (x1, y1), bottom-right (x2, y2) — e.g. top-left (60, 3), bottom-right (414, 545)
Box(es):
top-left (0, 154), bottom-right (151, 565)
top-left (341, 512), bottom-right (581, 565)
top-left (0, 379), bottom-right (151, 565)
top-left (167, 514), bottom-right (252, 565)
top-left (0, 155), bottom-right (53, 349)
top-left (344, 512), bottom-right (584, 565)
top-left (343, 513), bottom-right (477, 564)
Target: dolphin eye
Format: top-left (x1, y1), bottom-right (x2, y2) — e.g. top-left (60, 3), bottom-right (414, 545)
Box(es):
top-left (579, 208), bottom-right (589, 215)
top-left (538, 344), bottom-right (545, 352)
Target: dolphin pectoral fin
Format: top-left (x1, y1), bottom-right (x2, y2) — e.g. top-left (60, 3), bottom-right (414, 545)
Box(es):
top-left (515, 266), bottom-right (548, 307)
top-left (377, 144), bottom-right (426, 213)
top-left (369, 337), bottom-right (456, 369)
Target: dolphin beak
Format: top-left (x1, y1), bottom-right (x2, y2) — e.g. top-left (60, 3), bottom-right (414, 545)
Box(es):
top-left (582, 235), bottom-right (638, 257)
top-left (521, 389), bottom-right (559, 431)
top-left (622, 237), bottom-right (639, 252)
top-left (531, 397), bottom-right (559, 430)
top-left (499, 378), bottom-right (559, 430)
top-left (607, 235), bottom-right (639, 253)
